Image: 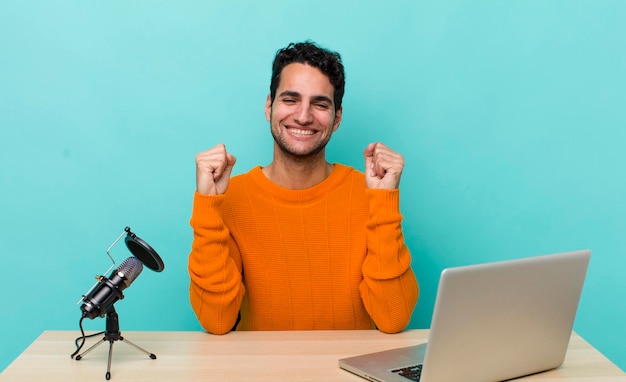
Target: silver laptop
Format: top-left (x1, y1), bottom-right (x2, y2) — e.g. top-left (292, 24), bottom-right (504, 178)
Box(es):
top-left (339, 249), bottom-right (591, 382)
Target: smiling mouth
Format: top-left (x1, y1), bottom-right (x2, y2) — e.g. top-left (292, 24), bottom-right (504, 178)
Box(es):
top-left (287, 127), bottom-right (316, 135)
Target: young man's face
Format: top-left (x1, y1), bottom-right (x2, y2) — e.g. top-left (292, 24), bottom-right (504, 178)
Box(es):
top-left (265, 63), bottom-right (342, 160)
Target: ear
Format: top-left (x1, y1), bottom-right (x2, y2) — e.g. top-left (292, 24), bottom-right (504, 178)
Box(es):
top-left (265, 94), bottom-right (272, 122)
top-left (332, 106), bottom-right (343, 132)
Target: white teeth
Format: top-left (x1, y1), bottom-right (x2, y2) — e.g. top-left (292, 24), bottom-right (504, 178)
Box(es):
top-left (289, 128), bottom-right (315, 135)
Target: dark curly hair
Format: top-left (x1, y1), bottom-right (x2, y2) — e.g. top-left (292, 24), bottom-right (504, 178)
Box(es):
top-left (269, 41), bottom-right (345, 112)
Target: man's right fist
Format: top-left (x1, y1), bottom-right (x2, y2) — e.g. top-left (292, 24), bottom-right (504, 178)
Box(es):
top-left (195, 144), bottom-right (237, 195)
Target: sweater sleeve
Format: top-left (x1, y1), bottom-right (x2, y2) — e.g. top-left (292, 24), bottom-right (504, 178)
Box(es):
top-left (359, 189), bottom-right (419, 333)
top-left (188, 192), bottom-right (245, 334)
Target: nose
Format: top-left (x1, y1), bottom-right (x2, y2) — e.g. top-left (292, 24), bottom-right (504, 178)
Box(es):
top-left (294, 102), bottom-right (314, 125)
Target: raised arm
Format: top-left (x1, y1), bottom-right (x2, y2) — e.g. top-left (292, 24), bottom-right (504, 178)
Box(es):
top-left (360, 142), bottom-right (419, 333)
top-left (189, 144), bottom-right (244, 334)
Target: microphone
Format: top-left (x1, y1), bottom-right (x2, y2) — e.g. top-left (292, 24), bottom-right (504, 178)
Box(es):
top-left (71, 227), bottom-right (164, 374)
top-left (80, 257), bottom-right (144, 319)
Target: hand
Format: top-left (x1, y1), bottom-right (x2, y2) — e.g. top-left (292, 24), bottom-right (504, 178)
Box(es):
top-left (195, 144), bottom-right (237, 195)
top-left (363, 142), bottom-right (404, 190)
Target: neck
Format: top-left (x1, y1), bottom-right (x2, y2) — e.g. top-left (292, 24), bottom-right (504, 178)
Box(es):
top-left (262, 150), bottom-right (334, 190)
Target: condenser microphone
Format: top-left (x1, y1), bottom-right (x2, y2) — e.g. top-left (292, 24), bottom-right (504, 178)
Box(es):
top-left (71, 227), bottom-right (164, 377)
top-left (80, 257), bottom-right (144, 319)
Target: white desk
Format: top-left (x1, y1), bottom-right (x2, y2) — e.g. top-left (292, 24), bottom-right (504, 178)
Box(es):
top-left (1, 330), bottom-right (624, 381)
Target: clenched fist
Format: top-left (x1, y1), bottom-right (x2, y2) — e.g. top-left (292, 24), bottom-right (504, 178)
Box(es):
top-left (363, 142), bottom-right (404, 190)
top-left (195, 144), bottom-right (237, 195)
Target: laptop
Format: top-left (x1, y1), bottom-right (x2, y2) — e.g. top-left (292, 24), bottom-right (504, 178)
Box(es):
top-left (339, 249), bottom-right (591, 382)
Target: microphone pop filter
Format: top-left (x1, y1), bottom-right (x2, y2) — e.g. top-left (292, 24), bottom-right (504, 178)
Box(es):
top-left (124, 227), bottom-right (165, 272)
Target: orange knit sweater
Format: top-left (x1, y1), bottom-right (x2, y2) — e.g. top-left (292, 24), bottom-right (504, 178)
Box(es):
top-left (188, 164), bottom-right (418, 334)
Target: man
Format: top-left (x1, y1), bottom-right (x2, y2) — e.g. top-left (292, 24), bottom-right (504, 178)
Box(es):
top-left (189, 41), bottom-right (418, 334)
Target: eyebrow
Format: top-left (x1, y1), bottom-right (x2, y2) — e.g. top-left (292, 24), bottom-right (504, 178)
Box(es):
top-left (278, 91), bottom-right (334, 106)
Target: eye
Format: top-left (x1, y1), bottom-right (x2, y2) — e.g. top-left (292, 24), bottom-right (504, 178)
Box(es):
top-left (314, 102), bottom-right (330, 110)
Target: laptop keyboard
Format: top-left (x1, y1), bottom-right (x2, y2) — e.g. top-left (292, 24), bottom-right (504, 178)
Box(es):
top-left (390, 364), bottom-right (423, 381)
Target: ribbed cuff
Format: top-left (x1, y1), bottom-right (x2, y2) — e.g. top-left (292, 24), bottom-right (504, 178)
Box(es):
top-left (365, 188), bottom-right (401, 215)
top-left (190, 192), bottom-right (226, 226)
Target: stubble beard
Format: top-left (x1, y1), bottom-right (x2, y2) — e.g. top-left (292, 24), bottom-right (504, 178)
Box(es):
top-left (269, 122), bottom-right (333, 163)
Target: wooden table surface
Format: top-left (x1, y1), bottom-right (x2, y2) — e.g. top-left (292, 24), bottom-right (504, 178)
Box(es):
top-left (1, 330), bottom-right (624, 381)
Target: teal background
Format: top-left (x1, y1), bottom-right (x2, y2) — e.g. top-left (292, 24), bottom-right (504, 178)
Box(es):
top-left (1, 0), bottom-right (625, 373)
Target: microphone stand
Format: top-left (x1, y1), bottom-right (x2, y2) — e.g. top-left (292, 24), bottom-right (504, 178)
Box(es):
top-left (74, 307), bottom-right (156, 380)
